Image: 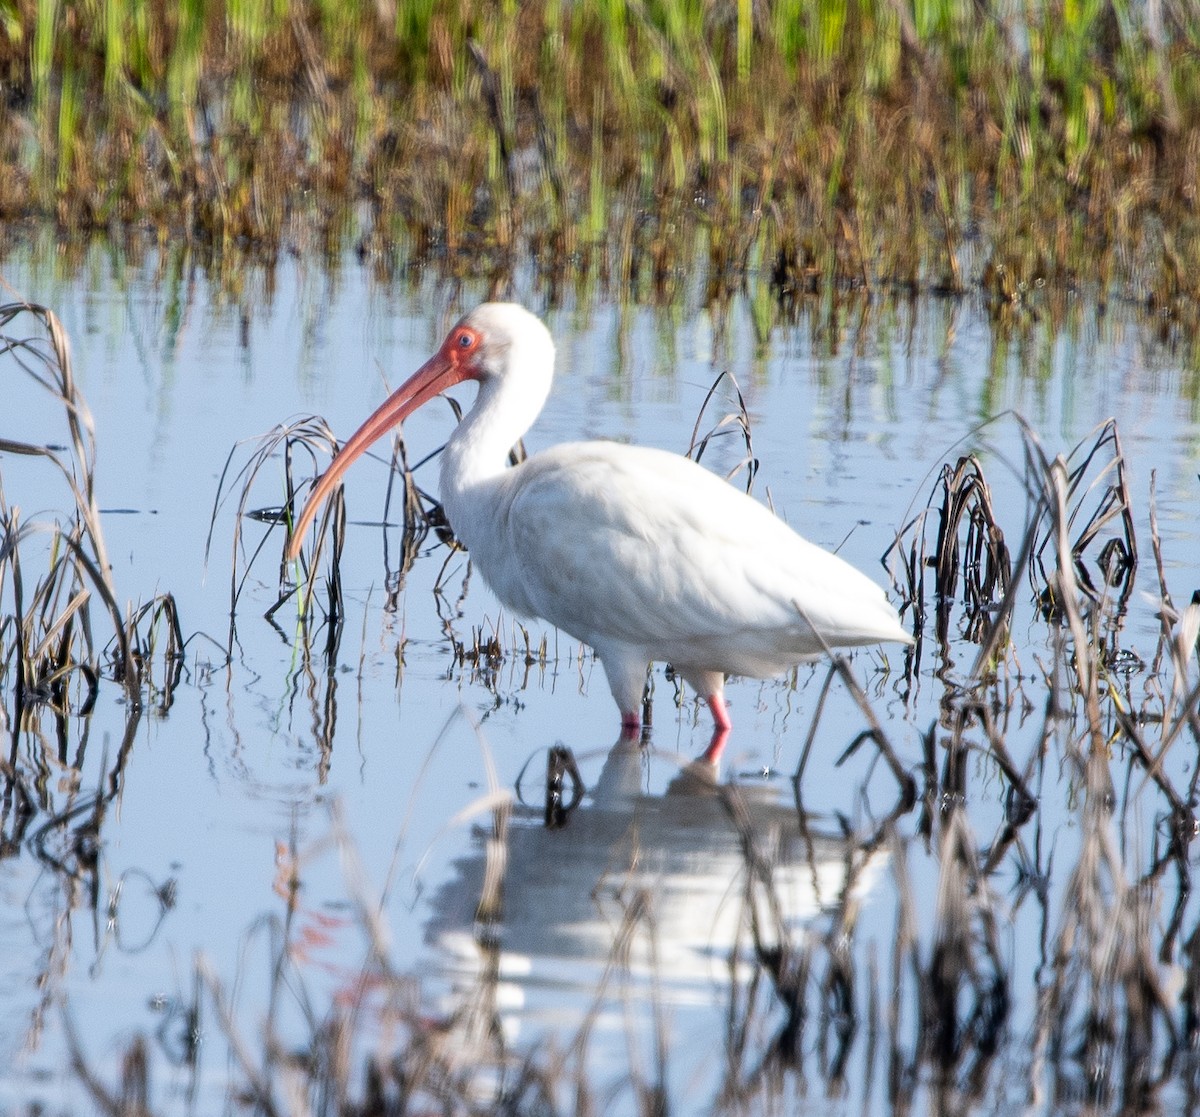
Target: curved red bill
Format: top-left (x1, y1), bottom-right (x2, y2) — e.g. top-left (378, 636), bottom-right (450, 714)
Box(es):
top-left (285, 344), bottom-right (472, 561)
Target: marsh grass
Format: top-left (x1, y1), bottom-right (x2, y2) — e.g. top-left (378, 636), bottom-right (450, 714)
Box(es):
top-left (0, 304), bottom-right (188, 1074)
top-left (211, 416), bottom-right (347, 642)
top-left (888, 416), bottom-right (1196, 1105)
top-left (3, 0), bottom-right (1200, 339)
top-left (0, 302), bottom-right (181, 704)
top-left (0, 303), bottom-right (185, 867)
top-left (686, 368), bottom-right (759, 493)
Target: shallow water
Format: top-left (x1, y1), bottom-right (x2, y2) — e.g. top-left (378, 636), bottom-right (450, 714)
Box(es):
top-left (2, 244), bottom-right (1199, 1113)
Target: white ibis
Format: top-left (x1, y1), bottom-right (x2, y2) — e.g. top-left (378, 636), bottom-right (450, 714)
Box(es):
top-left (287, 303), bottom-right (912, 755)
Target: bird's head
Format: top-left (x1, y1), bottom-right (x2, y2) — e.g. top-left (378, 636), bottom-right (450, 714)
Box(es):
top-left (285, 303), bottom-right (554, 561)
top-left (449, 303), bottom-right (556, 398)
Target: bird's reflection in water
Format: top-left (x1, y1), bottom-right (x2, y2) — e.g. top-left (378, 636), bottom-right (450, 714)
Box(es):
top-left (424, 734), bottom-right (887, 1070)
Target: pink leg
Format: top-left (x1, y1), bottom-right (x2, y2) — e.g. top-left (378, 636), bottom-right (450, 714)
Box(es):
top-left (698, 693), bottom-right (732, 765)
top-left (620, 710), bottom-right (641, 742)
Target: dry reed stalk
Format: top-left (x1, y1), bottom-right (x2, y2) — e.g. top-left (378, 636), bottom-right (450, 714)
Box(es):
top-left (209, 416), bottom-right (346, 637)
top-left (688, 368), bottom-right (759, 494)
top-left (1, 307), bottom-right (186, 698)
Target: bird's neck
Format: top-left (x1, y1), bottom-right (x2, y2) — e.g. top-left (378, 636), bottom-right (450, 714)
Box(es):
top-left (439, 399), bottom-right (521, 493)
top-left (438, 362), bottom-right (550, 538)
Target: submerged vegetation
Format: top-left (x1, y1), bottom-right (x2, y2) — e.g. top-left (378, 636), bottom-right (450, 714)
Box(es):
top-left (1, 0), bottom-right (1199, 334)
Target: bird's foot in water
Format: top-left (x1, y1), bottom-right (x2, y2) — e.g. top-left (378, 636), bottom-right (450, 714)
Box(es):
top-left (620, 701), bottom-right (729, 766)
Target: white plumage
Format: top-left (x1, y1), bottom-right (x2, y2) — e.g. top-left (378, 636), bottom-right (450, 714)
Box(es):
top-left (289, 303), bottom-right (912, 744)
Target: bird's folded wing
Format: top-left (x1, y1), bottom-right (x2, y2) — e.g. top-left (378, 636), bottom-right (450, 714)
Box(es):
top-left (502, 442), bottom-right (903, 660)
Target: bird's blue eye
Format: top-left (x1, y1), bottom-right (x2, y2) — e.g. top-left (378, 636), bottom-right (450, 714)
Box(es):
top-left (459, 332), bottom-right (472, 347)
